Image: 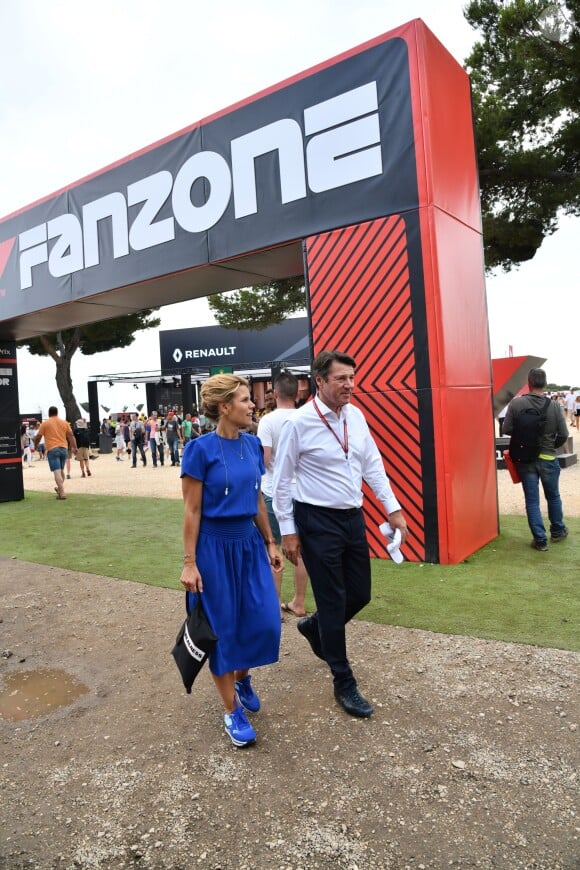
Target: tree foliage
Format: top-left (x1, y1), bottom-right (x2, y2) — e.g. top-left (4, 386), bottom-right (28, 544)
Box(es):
top-left (465, 0), bottom-right (580, 271)
top-left (208, 278), bottom-right (306, 330)
top-left (19, 311), bottom-right (160, 422)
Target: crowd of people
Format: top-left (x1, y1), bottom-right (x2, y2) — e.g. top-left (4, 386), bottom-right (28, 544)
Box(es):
top-left (558, 389), bottom-right (580, 430)
top-left (99, 407), bottom-right (210, 468)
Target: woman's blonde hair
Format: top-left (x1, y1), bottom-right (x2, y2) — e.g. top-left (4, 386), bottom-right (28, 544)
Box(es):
top-left (201, 374), bottom-right (249, 421)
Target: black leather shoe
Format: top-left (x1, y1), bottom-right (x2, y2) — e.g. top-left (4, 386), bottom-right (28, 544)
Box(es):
top-left (297, 617), bottom-right (325, 661)
top-left (334, 685), bottom-right (373, 718)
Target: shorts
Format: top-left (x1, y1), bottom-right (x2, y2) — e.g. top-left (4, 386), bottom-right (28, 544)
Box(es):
top-left (47, 446), bottom-right (68, 472)
top-left (77, 446), bottom-right (90, 461)
top-left (263, 494), bottom-right (281, 544)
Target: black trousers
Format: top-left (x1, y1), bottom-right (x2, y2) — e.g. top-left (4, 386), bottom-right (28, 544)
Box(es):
top-left (294, 501), bottom-right (371, 690)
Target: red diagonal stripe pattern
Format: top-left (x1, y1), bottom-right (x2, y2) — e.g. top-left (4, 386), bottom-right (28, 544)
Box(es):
top-left (305, 216), bottom-right (425, 561)
top-left (0, 236), bottom-right (16, 285)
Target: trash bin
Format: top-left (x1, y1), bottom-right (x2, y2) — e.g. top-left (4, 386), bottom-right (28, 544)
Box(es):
top-left (99, 434), bottom-right (113, 454)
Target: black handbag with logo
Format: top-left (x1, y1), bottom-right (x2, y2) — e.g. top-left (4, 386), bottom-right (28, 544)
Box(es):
top-left (171, 594), bottom-right (218, 693)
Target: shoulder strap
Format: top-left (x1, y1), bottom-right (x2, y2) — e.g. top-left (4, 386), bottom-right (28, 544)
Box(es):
top-left (540, 397), bottom-right (551, 422)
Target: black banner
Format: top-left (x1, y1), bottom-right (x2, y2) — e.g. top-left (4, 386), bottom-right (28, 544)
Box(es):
top-left (160, 317), bottom-right (310, 374)
top-left (0, 38), bottom-right (416, 323)
top-left (0, 341), bottom-right (24, 501)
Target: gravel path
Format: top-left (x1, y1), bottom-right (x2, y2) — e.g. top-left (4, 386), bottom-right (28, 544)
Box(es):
top-left (1, 561), bottom-right (578, 869)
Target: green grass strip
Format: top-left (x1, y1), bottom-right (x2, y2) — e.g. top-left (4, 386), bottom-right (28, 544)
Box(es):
top-left (1, 492), bottom-right (578, 651)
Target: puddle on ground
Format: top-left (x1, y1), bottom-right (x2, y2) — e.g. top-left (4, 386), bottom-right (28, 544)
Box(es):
top-left (0, 668), bottom-right (90, 721)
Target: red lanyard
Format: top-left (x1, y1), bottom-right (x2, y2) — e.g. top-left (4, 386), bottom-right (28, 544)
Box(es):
top-left (312, 397), bottom-right (348, 458)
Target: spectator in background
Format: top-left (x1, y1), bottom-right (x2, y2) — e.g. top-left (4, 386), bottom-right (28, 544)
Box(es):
top-left (72, 419), bottom-right (92, 478)
top-left (130, 413), bottom-right (147, 468)
top-left (147, 411), bottom-right (164, 467)
top-left (181, 412), bottom-right (194, 445)
top-left (122, 417), bottom-right (131, 456)
top-left (191, 406), bottom-right (201, 438)
top-left (497, 404), bottom-right (508, 437)
top-left (565, 390), bottom-right (576, 425)
top-left (20, 424), bottom-right (32, 468)
top-left (257, 370), bottom-right (309, 617)
top-left (503, 368), bottom-right (569, 551)
top-left (296, 384), bottom-right (311, 408)
top-left (34, 406), bottom-right (78, 499)
top-left (114, 420), bottom-right (126, 462)
top-left (28, 421), bottom-right (39, 461)
top-left (165, 410), bottom-right (182, 466)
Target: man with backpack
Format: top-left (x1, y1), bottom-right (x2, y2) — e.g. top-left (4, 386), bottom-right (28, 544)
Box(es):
top-left (503, 368), bottom-right (569, 551)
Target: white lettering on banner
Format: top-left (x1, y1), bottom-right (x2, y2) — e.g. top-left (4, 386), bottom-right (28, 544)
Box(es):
top-left (231, 118), bottom-right (307, 219)
top-left (83, 192), bottom-right (129, 269)
top-left (17, 82), bottom-right (382, 289)
top-left (0, 378), bottom-right (10, 386)
top-left (128, 170), bottom-right (175, 250)
top-left (183, 346), bottom-right (237, 360)
top-left (48, 214), bottom-right (84, 277)
top-left (172, 152), bottom-right (232, 233)
top-left (19, 224), bottom-right (48, 289)
top-left (304, 82), bottom-right (382, 192)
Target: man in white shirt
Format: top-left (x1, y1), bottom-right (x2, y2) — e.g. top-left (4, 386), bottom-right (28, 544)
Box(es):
top-left (257, 371), bottom-right (309, 617)
top-left (273, 350), bottom-right (408, 718)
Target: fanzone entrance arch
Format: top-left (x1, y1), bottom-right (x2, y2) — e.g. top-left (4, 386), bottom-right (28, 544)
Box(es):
top-left (0, 20), bottom-right (499, 563)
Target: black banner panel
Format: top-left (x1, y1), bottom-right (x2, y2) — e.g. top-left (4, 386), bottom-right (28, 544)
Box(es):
top-left (160, 317), bottom-right (310, 374)
top-left (0, 38), bottom-right (415, 322)
top-left (0, 341), bottom-right (24, 501)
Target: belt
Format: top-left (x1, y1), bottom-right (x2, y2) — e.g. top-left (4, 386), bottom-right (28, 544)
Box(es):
top-left (295, 501), bottom-right (361, 516)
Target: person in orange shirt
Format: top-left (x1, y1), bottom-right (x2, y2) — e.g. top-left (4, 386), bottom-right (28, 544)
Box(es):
top-left (34, 406), bottom-right (78, 500)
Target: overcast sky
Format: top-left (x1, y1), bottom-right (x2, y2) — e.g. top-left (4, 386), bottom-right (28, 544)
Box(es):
top-left (1, 0), bottom-right (577, 415)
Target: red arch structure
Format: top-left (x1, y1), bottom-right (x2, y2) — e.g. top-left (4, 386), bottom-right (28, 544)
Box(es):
top-left (0, 20), bottom-right (498, 562)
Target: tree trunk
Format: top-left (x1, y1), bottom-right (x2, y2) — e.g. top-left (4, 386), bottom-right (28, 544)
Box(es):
top-left (55, 357), bottom-right (82, 423)
top-left (45, 330), bottom-right (83, 423)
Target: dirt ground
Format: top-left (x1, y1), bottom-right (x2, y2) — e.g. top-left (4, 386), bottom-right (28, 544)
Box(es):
top-left (1, 437), bottom-right (579, 869)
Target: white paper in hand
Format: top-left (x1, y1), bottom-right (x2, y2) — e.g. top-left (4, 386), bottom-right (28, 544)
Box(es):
top-left (378, 522), bottom-right (404, 564)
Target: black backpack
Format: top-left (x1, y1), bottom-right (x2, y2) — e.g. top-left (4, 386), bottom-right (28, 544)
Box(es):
top-left (509, 398), bottom-right (551, 463)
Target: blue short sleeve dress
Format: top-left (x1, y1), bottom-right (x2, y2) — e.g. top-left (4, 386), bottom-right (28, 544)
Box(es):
top-left (181, 431), bottom-right (281, 677)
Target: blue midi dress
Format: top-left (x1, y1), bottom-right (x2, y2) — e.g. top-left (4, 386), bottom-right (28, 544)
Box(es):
top-left (181, 431), bottom-right (281, 677)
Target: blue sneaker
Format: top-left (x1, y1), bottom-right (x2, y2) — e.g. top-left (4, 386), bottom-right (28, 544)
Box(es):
top-left (234, 675), bottom-right (261, 713)
top-left (224, 705), bottom-right (256, 747)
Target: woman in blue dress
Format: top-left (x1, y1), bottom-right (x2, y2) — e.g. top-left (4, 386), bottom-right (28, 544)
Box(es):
top-left (180, 374), bottom-right (282, 747)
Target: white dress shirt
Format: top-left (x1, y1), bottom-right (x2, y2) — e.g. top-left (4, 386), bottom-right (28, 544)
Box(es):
top-left (257, 407), bottom-right (297, 498)
top-left (272, 396), bottom-right (402, 536)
